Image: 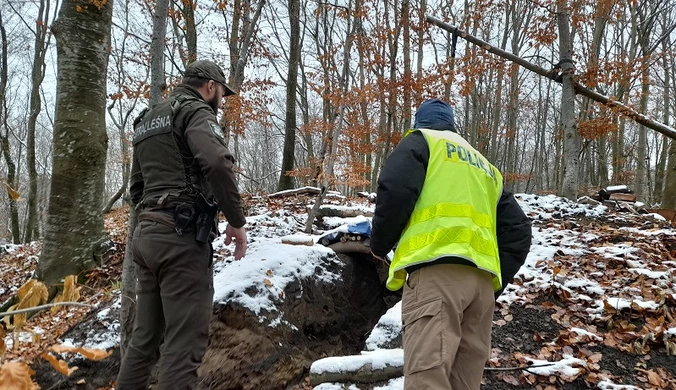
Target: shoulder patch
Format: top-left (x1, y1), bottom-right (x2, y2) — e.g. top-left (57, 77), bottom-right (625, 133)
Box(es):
top-left (210, 122), bottom-right (225, 140)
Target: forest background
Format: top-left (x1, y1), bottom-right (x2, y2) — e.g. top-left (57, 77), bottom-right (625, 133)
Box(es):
top-left (0, 0), bottom-right (675, 252)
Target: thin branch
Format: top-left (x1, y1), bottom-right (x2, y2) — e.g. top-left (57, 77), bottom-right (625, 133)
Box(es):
top-left (425, 15), bottom-right (676, 141)
top-left (484, 363), bottom-right (556, 371)
top-left (0, 302), bottom-right (93, 317)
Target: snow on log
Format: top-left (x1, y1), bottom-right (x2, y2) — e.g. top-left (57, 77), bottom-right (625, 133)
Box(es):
top-left (357, 192), bottom-right (377, 203)
top-left (309, 349), bottom-right (404, 386)
top-left (280, 235), bottom-right (315, 246)
top-left (317, 205), bottom-right (374, 218)
top-left (268, 186), bottom-right (322, 198)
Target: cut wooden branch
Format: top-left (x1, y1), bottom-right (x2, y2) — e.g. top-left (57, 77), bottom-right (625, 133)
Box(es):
top-left (327, 240), bottom-right (371, 254)
top-left (425, 16), bottom-right (676, 141)
top-left (310, 352), bottom-right (403, 386)
top-left (305, 186), bottom-right (328, 233)
top-left (281, 235), bottom-right (314, 246)
top-left (310, 364), bottom-right (402, 386)
top-left (269, 186), bottom-right (321, 198)
top-left (0, 302), bottom-right (93, 318)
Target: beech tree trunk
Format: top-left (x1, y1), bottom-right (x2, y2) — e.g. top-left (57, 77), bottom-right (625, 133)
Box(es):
top-left (557, 0), bottom-right (580, 200)
top-left (277, 0), bottom-right (301, 190)
top-left (38, 0), bottom-right (113, 285)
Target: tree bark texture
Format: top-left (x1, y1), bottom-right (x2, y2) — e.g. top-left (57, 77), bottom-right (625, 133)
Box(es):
top-left (557, 0), bottom-right (580, 200)
top-left (38, 0), bottom-right (113, 285)
top-left (25, 0), bottom-right (51, 243)
top-left (277, 0), bottom-right (301, 191)
top-left (0, 12), bottom-right (20, 244)
top-left (149, 0), bottom-right (169, 105)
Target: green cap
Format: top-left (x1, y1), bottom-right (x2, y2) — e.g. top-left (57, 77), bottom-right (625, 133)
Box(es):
top-left (184, 60), bottom-right (236, 96)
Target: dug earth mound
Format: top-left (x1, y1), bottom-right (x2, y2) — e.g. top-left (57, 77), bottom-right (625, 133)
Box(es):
top-left (198, 253), bottom-right (395, 389)
top-left (32, 242), bottom-right (397, 389)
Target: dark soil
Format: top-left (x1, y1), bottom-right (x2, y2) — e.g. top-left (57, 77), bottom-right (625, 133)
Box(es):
top-left (32, 254), bottom-right (397, 390)
top-left (483, 303), bottom-right (676, 389)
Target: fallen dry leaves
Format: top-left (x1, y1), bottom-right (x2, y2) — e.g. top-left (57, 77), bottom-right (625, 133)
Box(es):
top-left (0, 362), bottom-right (39, 390)
top-left (489, 198), bottom-right (676, 389)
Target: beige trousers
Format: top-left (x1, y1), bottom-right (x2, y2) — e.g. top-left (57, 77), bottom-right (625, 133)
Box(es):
top-left (402, 263), bottom-right (495, 390)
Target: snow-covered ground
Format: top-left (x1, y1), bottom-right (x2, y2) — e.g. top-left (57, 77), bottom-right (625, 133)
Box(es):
top-left (11, 192), bottom-right (670, 389)
top-left (308, 194), bottom-right (676, 390)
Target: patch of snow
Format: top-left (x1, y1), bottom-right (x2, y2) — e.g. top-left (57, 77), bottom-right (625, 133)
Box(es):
top-left (665, 327), bottom-right (676, 336)
top-left (524, 354), bottom-right (586, 376)
top-left (322, 215), bottom-right (372, 229)
top-left (597, 380), bottom-right (643, 390)
top-left (97, 308), bottom-right (111, 321)
top-left (606, 185), bottom-right (628, 192)
top-left (268, 186), bottom-right (320, 197)
top-left (373, 377), bottom-right (404, 390)
top-left (313, 384), bottom-right (361, 390)
top-left (618, 227), bottom-right (676, 236)
top-left (2, 244), bottom-right (22, 253)
top-left (628, 268), bottom-right (668, 279)
top-left (592, 244), bottom-right (638, 259)
top-left (516, 194), bottom-right (608, 220)
top-left (648, 213), bottom-right (666, 221)
top-left (57, 293), bottom-right (121, 352)
top-left (213, 238), bottom-right (341, 317)
top-left (279, 234), bottom-right (314, 244)
top-left (593, 297), bottom-right (660, 313)
top-left (310, 349), bottom-right (404, 375)
top-left (365, 302), bottom-right (402, 351)
top-left (319, 204), bottom-right (375, 214)
top-left (570, 327), bottom-right (602, 340)
top-left (564, 279), bottom-right (605, 296)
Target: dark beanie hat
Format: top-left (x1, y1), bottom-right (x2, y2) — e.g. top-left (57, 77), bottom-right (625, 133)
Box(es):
top-left (413, 99), bottom-right (455, 132)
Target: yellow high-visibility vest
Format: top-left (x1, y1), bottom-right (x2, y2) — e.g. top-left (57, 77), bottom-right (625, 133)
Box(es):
top-left (386, 129), bottom-right (504, 291)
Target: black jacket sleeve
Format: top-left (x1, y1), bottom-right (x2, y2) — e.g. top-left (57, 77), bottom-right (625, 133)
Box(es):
top-left (129, 150), bottom-right (143, 207)
top-left (495, 189), bottom-right (532, 297)
top-left (370, 132), bottom-right (429, 257)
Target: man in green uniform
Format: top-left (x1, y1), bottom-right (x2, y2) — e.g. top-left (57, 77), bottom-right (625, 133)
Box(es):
top-left (116, 60), bottom-right (247, 390)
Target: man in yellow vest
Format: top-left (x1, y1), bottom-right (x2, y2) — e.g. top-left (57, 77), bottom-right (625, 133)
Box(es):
top-left (370, 99), bottom-right (531, 389)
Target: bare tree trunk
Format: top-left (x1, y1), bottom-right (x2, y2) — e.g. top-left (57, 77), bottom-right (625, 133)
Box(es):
top-left (221, 0), bottom-right (266, 146)
top-left (665, 139), bottom-right (676, 209)
top-left (557, 0), bottom-right (580, 200)
top-left (183, 0), bottom-right (197, 63)
top-left (325, 0), bottom-right (355, 186)
top-left (39, 0), bottom-right (113, 285)
top-left (653, 15), bottom-right (671, 204)
top-left (401, 0), bottom-right (411, 131)
top-left (0, 12), bottom-right (20, 244)
top-left (150, 0), bottom-right (169, 104)
top-left (277, 0), bottom-right (301, 190)
top-left (25, 0), bottom-right (51, 242)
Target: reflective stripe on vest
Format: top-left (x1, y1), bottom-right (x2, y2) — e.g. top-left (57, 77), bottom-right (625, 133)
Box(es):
top-left (386, 129), bottom-right (504, 292)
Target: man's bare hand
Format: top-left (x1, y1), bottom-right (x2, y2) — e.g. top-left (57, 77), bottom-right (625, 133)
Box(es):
top-left (225, 225), bottom-right (247, 260)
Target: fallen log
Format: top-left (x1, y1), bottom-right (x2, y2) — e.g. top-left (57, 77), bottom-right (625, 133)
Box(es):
top-left (609, 193), bottom-right (637, 202)
top-left (317, 205), bottom-right (374, 218)
top-left (327, 240), bottom-right (371, 254)
top-left (268, 186), bottom-right (321, 198)
top-left (309, 349), bottom-right (404, 386)
top-left (280, 235), bottom-right (315, 246)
